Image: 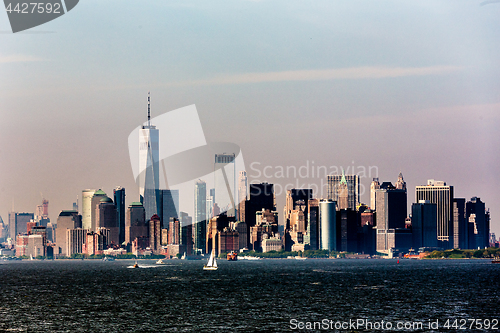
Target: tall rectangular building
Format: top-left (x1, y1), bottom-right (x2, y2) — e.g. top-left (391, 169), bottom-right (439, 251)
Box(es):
top-left (415, 180), bottom-right (454, 248)
top-left (113, 187), bottom-right (126, 245)
top-left (411, 200), bottom-right (438, 249)
top-left (238, 171), bottom-right (247, 221)
top-left (319, 200), bottom-right (336, 251)
top-left (453, 198), bottom-right (467, 249)
top-left (214, 153), bottom-right (236, 217)
top-left (8, 212), bottom-right (34, 240)
top-left (139, 93), bottom-right (160, 221)
top-left (327, 174), bottom-right (359, 210)
top-left (159, 189), bottom-right (179, 229)
top-left (194, 180), bottom-right (207, 254)
top-left (466, 197), bottom-right (488, 249)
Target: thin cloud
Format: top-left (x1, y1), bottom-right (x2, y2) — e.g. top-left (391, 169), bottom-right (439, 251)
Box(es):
top-left (188, 66), bottom-right (462, 85)
top-left (0, 55), bottom-right (44, 63)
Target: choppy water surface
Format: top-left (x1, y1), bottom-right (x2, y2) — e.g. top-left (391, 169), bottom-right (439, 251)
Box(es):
top-left (0, 259), bottom-right (499, 332)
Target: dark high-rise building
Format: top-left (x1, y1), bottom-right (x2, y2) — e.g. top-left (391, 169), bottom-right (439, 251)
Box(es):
top-left (8, 212), bottom-right (34, 240)
top-left (284, 189), bottom-right (313, 230)
top-left (411, 200), bottom-right (438, 249)
top-left (244, 183), bottom-right (275, 248)
top-left (244, 183), bottom-right (275, 227)
top-left (194, 180), bottom-right (207, 254)
top-left (113, 187), bottom-right (126, 245)
top-left (415, 180), bottom-right (454, 249)
top-left (327, 173), bottom-right (359, 210)
top-left (159, 189), bottom-right (179, 229)
top-left (466, 197), bottom-right (489, 249)
top-left (96, 197), bottom-right (118, 246)
top-left (305, 199), bottom-right (319, 250)
top-left (180, 211), bottom-right (193, 255)
top-left (453, 198), bottom-right (467, 249)
top-left (375, 183), bottom-right (407, 230)
top-left (139, 93), bottom-right (160, 222)
top-left (148, 214), bottom-right (162, 254)
top-left (337, 209), bottom-right (358, 252)
top-left (125, 202), bottom-right (146, 244)
top-left (375, 178), bottom-right (408, 254)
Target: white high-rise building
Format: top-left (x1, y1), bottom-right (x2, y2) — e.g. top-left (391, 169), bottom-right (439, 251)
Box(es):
top-left (138, 92), bottom-right (160, 220)
top-left (81, 189), bottom-right (96, 230)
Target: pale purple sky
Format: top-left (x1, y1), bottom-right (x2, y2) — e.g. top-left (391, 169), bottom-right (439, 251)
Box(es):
top-left (1, 0), bottom-right (499, 234)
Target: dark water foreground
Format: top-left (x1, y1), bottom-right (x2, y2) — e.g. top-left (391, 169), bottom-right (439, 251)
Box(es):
top-left (0, 259), bottom-right (499, 332)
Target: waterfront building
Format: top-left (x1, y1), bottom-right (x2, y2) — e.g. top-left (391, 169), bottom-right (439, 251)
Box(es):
top-left (125, 202), bottom-right (147, 244)
top-left (55, 210), bottom-right (81, 257)
top-left (305, 199), bottom-right (319, 250)
top-left (411, 200), bottom-right (438, 249)
top-left (218, 228), bottom-right (239, 254)
top-left (262, 236), bottom-right (282, 252)
top-left (375, 177), bottom-right (408, 254)
top-left (159, 189), bottom-right (179, 229)
top-left (214, 153), bottom-right (236, 217)
top-left (234, 221), bottom-right (248, 250)
top-left (66, 228), bottom-right (88, 256)
top-left (96, 197), bottom-right (119, 246)
top-left (337, 209), bottom-right (358, 252)
top-left (113, 187), bottom-right (126, 244)
top-left (238, 171), bottom-right (248, 221)
top-left (319, 199), bottom-right (336, 251)
top-left (90, 189), bottom-right (107, 233)
top-left (453, 198), bottom-right (467, 249)
top-left (180, 211), bottom-right (193, 255)
top-left (81, 189), bottom-right (96, 230)
top-left (466, 197), bottom-right (489, 249)
top-left (8, 212), bottom-right (34, 240)
top-left (194, 180), bottom-right (207, 254)
top-left (327, 172), bottom-right (359, 210)
top-left (148, 214), bottom-right (162, 254)
top-left (139, 93), bottom-right (160, 220)
top-left (415, 180), bottom-right (454, 248)
top-left (370, 178), bottom-right (380, 210)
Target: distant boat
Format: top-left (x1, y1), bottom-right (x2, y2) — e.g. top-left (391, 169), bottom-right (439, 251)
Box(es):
top-left (102, 256), bottom-right (115, 261)
top-left (203, 250), bottom-right (218, 270)
top-left (156, 259), bottom-right (166, 265)
top-left (295, 256), bottom-right (307, 260)
top-left (227, 251), bottom-right (238, 261)
top-left (133, 261), bottom-right (139, 268)
top-left (492, 258), bottom-right (500, 264)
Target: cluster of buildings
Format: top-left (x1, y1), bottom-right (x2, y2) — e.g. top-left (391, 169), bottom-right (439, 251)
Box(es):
top-left (0, 97), bottom-right (493, 258)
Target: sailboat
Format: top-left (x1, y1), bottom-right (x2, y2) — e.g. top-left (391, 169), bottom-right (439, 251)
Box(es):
top-left (203, 250), bottom-right (218, 270)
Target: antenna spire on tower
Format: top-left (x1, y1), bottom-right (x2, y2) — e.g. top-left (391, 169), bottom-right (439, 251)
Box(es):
top-left (147, 91), bottom-right (151, 126)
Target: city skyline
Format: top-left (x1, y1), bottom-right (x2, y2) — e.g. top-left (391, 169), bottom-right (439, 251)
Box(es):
top-left (1, 0), bottom-right (499, 235)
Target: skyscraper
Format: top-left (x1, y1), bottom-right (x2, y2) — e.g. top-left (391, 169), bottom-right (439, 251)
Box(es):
top-left (139, 92), bottom-right (160, 221)
top-left (113, 187), bottom-right (126, 244)
top-left (327, 172), bottom-right (359, 210)
top-left (466, 197), bottom-right (489, 249)
top-left (319, 199), bottom-right (336, 251)
top-left (415, 180), bottom-right (454, 249)
top-left (453, 198), bottom-right (467, 249)
top-left (125, 202), bottom-right (146, 245)
top-left (370, 178), bottom-right (380, 210)
top-left (214, 153), bottom-right (236, 216)
top-left (411, 200), bottom-right (438, 249)
top-left (194, 180), bottom-right (207, 254)
top-left (8, 212), bottom-right (34, 240)
top-left (96, 196), bottom-right (118, 246)
top-left (81, 189), bottom-right (96, 230)
top-left (159, 189), bottom-right (179, 229)
top-left (56, 210), bottom-right (81, 257)
top-left (90, 189), bottom-right (107, 233)
top-left (238, 171), bottom-right (247, 221)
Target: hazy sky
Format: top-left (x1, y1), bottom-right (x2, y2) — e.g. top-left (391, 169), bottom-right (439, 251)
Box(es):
top-left (1, 0), bottom-right (499, 234)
